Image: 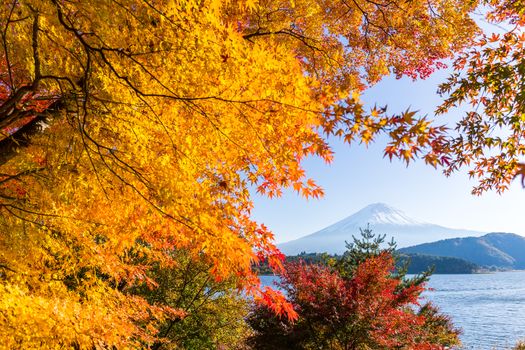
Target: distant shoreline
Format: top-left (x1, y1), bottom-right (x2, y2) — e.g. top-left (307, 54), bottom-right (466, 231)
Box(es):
top-left (258, 269), bottom-right (525, 277)
top-left (255, 252), bottom-right (484, 275)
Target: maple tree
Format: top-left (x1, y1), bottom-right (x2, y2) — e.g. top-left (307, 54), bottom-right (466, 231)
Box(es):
top-left (436, 0), bottom-right (525, 194)
top-left (0, 0), bottom-right (479, 348)
top-left (248, 230), bottom-right (460, 350)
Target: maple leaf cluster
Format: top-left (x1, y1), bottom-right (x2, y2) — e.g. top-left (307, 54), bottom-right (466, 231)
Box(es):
top-left (248, 245), bottom-right (460, 349)
top-left (436, 0), bottom-right (525, 194)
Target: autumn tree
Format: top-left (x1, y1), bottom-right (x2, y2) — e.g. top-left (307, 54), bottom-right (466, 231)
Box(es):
top-left (247, 229), bottom-right (460, 350)
top-left (436, 0), bottom-right (525, 194)
top-left (0, 0), bottom-right (479, 348)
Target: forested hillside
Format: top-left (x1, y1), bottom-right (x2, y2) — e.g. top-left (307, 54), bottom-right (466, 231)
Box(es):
top-left (400, 233), bottom-right (525, 270)
top-left (257, 252), bottom-right (480, 275)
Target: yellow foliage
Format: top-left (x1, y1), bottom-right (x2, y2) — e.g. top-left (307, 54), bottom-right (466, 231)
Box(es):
top-left (0, 0), bottom-right (478, 347)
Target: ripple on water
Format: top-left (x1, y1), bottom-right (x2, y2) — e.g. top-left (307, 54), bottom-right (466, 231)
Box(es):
top-left (424, 271), bottom-right (525, 349)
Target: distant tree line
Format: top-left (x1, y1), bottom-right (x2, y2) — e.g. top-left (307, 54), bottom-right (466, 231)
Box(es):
top-left (255, 251), bottom-right (480, 275)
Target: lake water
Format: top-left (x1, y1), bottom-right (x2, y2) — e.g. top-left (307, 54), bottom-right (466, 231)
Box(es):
top-left (260, 271), bottom-right (525, 349)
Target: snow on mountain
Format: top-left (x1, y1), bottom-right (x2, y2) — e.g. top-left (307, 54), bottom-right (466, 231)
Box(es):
top-left (278, 203), bottom-right (485, 255)
top-left (316, 203), bottom-right (425, 232)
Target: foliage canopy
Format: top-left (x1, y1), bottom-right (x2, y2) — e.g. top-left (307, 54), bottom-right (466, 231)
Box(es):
top-left (2, 0), bottom-right (522, 347)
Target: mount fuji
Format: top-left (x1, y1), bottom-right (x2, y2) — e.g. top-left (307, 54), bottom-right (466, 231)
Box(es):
top-left (278, 203), bottom-right (485, 255)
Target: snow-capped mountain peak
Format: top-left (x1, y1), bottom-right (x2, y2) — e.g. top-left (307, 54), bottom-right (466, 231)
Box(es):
top-left (350, 203), bottom-right (425, 226)
top-left (278, 203), bottom-right (484, 255)
top-left (317, 203), bottom-right (426, 235)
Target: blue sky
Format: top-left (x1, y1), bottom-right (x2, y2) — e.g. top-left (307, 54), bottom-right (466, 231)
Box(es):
top-left (252, 70), bottom-right (525, 243)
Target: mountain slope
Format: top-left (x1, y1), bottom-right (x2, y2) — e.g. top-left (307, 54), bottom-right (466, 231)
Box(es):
top-left (278, 203), bottom-right (484, 255)
top-left (398, 232), bottom-right (525, 269)
top-left (481, 233), bottom-right (525, 268)
top-left (398, 253), bottom-right (480, 274)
